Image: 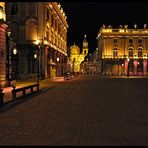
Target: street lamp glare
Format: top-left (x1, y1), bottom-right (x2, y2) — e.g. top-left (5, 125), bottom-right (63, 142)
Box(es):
top-left (127, 57), bottom-right (130, 62)
top-left (13, 48), bottom-right (17, 55)
top-left (34, 53), bottom-right (37, 59)
top-left (57, 57), bottom-right (59, 62)
top-left (35, 40), bottom-right (39, 45)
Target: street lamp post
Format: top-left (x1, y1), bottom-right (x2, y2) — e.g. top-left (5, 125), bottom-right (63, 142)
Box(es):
top-left (34, 40), bottom-right (41, 86)
top-left (56, 57), bottom-right (59, 77)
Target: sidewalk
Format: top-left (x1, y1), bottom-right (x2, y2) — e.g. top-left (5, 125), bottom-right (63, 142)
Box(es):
top-left (2, 77), bottom-right (65, 103)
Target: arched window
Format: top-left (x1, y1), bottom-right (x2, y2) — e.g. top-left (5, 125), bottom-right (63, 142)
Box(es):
top-left (129, 51), bottom-right (133, 57)
top-left (137, 47), bottom-right (143, 50)
top-left (26, 19), bottom-right (37, 41)
top-left (128, 47), bottom-right (134, 57)
top-left (138, 51), bottom-right (143, 57)
top-left (113, 47), bottom-right (118, 57)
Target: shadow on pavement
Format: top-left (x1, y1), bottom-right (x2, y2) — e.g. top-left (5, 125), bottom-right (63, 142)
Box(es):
top-left (0, 86), bottom-right (56, 113)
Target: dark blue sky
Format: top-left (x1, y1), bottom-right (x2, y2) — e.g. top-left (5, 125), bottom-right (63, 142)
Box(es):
top-left (61, 1), bottom-right (148, 53)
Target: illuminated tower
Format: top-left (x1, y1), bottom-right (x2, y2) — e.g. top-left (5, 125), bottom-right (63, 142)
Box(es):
top-left (82, 34), bottom-right (88, 56)
top-left (0, 2), bottom-right (7, 87)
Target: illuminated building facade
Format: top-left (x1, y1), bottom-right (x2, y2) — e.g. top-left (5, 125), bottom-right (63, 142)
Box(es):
top-left (70, 35), bottom-right (88, 73)
top-left (97, 24), bottom-right (148, 76)
top-left (6, 2), bottom-right (68, 79)
top-left (0, 2), bottom-right (7, 87)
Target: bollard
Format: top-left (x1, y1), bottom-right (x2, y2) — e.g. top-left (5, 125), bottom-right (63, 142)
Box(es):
top-left (12, 86), bottom-right (16, 99)
top-left (0, 89), bottom-right (4, 106)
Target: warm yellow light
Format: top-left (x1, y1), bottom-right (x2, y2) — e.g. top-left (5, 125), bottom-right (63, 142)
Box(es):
top-left (127, 57), bottom-right (130, 62)
top-left (61, 8), bottom-right (63, 13)
top-left (35, 40), bottom-right (39, 45)
top-left (0, 4), bottom-right (5, 21)
top-left (44, 40), bottom-right (48, 45)
top-left (13, 48), bottom-right (17, 55)
top-left (34, 54), bottom-right (37, 59)
top-left (0, 11), bottom-right (2, 20)
top-left (57, 57), bottom-right (59, 62)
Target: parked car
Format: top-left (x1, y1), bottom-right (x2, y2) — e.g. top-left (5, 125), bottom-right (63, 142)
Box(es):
top-left (64, 72), bottom-right (73, 80)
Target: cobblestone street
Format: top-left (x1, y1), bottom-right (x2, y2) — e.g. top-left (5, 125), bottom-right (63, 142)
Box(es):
top-left (0, 76), bottom-right (148, 145)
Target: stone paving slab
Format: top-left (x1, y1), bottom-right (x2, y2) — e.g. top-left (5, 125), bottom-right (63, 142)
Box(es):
top-left (0, 76), bottom-right (148, 145)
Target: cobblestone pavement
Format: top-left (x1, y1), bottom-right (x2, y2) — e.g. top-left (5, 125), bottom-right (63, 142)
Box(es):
top-left (0, 76), bottom-right (148, 146)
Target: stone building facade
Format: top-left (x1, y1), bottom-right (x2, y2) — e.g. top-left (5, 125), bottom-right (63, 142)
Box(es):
top-left (97, 25), bottom-right (148, 76)
top-left (0, 2), bottom-right (7, 87)
top-left (70, 35), bottom-right (88, 73)
top-left (6, 2), bottom-right (68, 79)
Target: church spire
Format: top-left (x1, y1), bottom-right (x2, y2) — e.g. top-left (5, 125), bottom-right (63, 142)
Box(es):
top-left (82, 34), bottom-right (88, 56)
top-left (83, 34), bottom-right (88, 48)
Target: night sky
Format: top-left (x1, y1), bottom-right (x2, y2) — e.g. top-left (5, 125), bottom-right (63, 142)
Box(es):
top-left (61, 1), bottom-right (148, 53)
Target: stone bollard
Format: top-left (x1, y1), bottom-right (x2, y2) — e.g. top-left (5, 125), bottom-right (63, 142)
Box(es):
top-left (12, 86), bottom-right (16, 99)
top-left (0, 89), bottom-right (4, 106)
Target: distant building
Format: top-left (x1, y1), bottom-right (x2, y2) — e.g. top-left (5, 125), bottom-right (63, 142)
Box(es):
top-left (81, 48), bottom-right (101, 75)
top-left (0, 2), bottom-right (7, 87)
top-left (97, 24), bottom-right (148, 76)
top-left (6, 2), bottom-right (68, 79)
top-left (70, 35), bottom-right (88, 73)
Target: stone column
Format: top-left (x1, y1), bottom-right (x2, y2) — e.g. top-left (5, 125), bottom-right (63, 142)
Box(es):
top-left (143, 60), bottom-right (147, 75)
top-left (0, 23), bottom-right (7, 87)
top-left (124, 60), bottom-right (128, 75)
top-left (134, 60), bottom-right (138, 76)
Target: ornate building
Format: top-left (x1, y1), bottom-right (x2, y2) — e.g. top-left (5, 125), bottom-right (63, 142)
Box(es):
top-left (97, 24), bottom-right (148, 76)
top-left (6, 2), bottom-right (68, 79)
top-left (70, 35), bottom-right (88, 73)
top-left (0, 2), bottom-right (7, 87)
